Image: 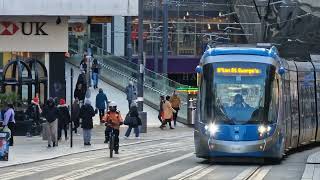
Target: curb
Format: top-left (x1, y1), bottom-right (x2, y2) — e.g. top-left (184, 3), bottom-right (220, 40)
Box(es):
top-left (0, 135), bottom-right (192, 168)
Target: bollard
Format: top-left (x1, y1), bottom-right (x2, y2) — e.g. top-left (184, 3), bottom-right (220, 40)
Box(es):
top-left (187, 98), bottom-right (197, 125)
top-left (139, 111), bottom-right (147, 133)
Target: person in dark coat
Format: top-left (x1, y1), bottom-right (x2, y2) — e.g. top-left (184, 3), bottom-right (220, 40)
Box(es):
top-left (74, 84), bottom-right (86, 104)
top-left (158, 95), bottom-right (165, 127)
top-left (26, 96), bottom-right (42, 125)
top-left (80, 57), bottom-right (88, 74)
top-left (25, 96), bottom-right (42, 136)
top-left (72, 98), bottom-right (80, 135)
top-left (57, 99), bottom-right (70, 141)
top-left (42, 98), bottom-right (59, 147)
top-left (77, 71), bottom-right (87, 86)
top-left (91, 59), bottom-right (100, 89)
top-left (79, 99), bottom-right (95, 145)
top-left (124, 102), bottom-right (141, 138)
top-left (95, 88), bottom-right (108, 123)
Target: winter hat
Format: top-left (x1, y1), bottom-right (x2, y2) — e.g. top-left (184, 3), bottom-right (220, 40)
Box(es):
top-left (59, 99), bottom-right (66, 105)
top-left (32, 96), bottom-right (39, 104)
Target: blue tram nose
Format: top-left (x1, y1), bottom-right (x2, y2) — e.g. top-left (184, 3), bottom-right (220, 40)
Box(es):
top-left (212, 125), bottom-right (275, 141)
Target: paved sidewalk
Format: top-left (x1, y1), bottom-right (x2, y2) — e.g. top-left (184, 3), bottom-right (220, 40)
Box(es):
top-left (65, 63), bottom-right (160, 127)
top-left (0, 126), bottom-right (192, 168)
top-left (301, 151), bottom-right (320, 180)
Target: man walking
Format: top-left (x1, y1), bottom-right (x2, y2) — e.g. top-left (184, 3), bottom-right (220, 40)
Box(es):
top-left (125, 81), bottom-right (137, 110)
top-left (96, 88), bottom-right (108, 123)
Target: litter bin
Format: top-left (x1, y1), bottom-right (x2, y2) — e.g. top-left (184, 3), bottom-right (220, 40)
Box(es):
top-left (187, 98), bottom-right (197, 125)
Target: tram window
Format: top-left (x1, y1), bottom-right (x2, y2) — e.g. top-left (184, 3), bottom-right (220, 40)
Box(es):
top-left (200, 62), bottom-right (276, 125)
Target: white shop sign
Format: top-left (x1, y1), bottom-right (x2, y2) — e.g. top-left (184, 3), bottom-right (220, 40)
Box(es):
top-left (0, 16), bottom-right (68, 52)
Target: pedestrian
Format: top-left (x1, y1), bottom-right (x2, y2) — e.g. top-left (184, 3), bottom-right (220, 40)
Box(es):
top-left (72, 98), bottom-right (80, 135)
top-left (57, 99), bottom-right (70, 141)
top-left (42, 98), bottom-right (59, 147)
top-left (95, 88), bottom-right (108, 123)
top-left (3, 103), bottom-right (15, 146)
top-left (125, 81), bottom-right (137, 110)
top-left (80, 57), bottom-right (88, 74)
top-left (161, 96), bottom-right (176, 130)
top-left (77, 70), bottom-right (87, 87)
top-left (124, 102), bottom-right (142, 139)
top-left (102, 102), bottom-right (123, 154)
top-left (79, 99), bottom-right (95, 146)
top-left (0, 120), bottom-right (11, 141)
top-left (169, 90), bottom-right (181, 127)
top-left (158, 95), bottom-right (165, 127)
top-left (74, 83), bottom-right (86, 104)
top-left (91, 59), bottom-right (100, 89)
top-left (25, 96), bottom-right (42, 136)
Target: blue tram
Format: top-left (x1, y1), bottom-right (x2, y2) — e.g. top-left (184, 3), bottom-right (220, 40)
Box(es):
top-left (194, 44), bottom-right (320, 160)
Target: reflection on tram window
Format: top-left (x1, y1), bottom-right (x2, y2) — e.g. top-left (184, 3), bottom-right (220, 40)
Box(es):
top-left (215, 83), bottom-right (263, 125)
top-left (200, 62), bottom-right (276, 125)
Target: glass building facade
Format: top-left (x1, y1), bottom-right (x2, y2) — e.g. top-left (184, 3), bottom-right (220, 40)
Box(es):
top-left (131, 0), bottom-right (245, 57)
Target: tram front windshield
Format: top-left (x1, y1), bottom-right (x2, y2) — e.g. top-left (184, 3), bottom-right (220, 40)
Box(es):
top-left (201, 62), bottom-right (276, 125)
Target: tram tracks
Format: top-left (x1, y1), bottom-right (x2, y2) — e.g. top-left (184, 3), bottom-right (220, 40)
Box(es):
top-left (170, 164), bottom-right (272, 180)
top-left (235, 165), bottom-right (272, 180)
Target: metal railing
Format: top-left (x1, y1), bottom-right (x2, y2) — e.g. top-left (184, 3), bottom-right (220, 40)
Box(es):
top-left (68, 43), bottom-right (189, 121)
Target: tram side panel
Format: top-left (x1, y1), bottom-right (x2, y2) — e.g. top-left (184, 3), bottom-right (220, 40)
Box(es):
top-left (289, 69), bottom-right (299, 148)
top-left (282, 69), bottom-right (293, 150)
top-left (312, 62), bottom-right (320, 142)
top-left (296, 61), bottom-right (317, 144)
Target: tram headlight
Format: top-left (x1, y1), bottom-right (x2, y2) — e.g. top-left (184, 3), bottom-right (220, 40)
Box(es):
top-left (258, 125), bottom-right (271, 136)
top-left (205, 123), bottom-right (219, 136)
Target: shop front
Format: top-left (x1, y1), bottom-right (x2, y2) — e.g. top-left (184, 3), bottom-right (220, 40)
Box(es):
top-left (0, 16), bottom-right (69, 104)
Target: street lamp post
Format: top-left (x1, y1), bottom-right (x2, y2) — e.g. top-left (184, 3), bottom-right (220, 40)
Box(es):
top-left (162, 0), bottom-right (169, 75)
top-left (154, 0), bottom-right (159, 72)
top-left (70, 68), bottom-right (73, 148)
top-left (138, 0), bottom-right (144, 112)
top-left (138, 0), bottom-right (147, 133)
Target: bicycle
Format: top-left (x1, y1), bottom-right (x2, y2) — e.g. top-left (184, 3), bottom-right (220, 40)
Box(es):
top-left (106, 121), bottom-right (115, 158)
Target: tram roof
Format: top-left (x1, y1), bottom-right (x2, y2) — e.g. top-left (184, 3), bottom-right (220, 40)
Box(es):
top-left (203, 46), bottom-right (280, 59)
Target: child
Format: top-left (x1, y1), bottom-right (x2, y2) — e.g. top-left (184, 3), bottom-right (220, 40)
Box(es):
top-left (102, 101), bottom-right (123, 154)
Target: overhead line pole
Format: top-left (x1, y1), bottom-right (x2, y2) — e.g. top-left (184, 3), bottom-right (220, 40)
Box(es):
top-left (138, 0), bottom-right (144, 112)
top-left (162, 0), bottom-right (169, 75)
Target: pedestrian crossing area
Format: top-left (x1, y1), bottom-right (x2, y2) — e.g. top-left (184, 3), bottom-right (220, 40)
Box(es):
top-left (0, 137), bottom-right (289, 180)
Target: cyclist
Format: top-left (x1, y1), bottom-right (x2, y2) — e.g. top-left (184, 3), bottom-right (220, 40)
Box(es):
top-left (102, 102), bottom-right (123, 154)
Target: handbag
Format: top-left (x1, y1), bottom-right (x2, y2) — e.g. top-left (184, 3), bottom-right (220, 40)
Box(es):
top-left (124, 113), bottom-right (131, 125)
top-left (124, 113), bottom-right (138, 126)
